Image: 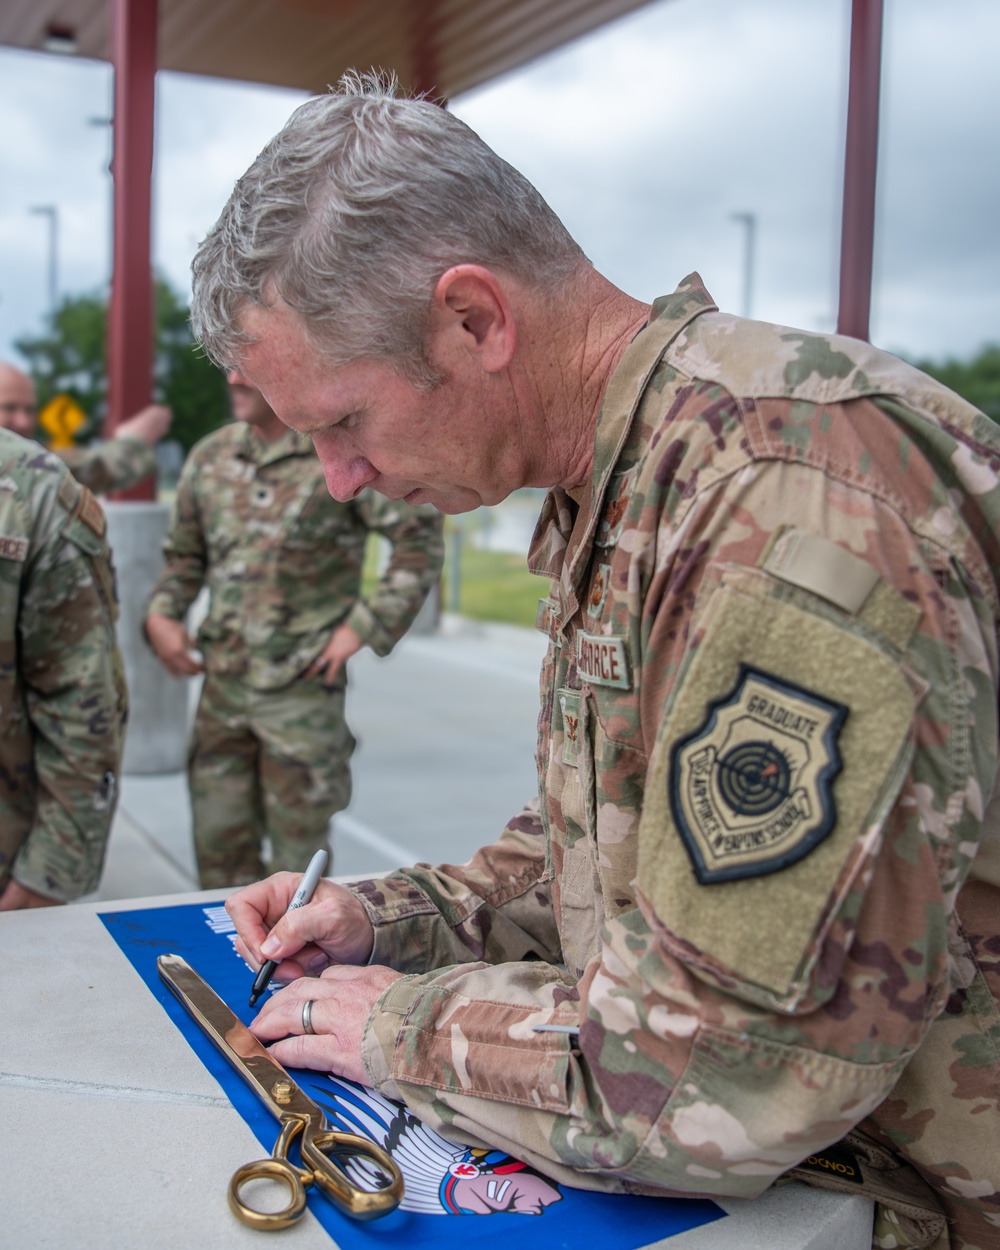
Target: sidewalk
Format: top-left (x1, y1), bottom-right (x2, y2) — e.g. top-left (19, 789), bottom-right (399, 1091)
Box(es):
top-left (84, 615), bottom-right (547, 903)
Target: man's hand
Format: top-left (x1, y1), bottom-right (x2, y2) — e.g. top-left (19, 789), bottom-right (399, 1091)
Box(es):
top-left (305, 623), bottom-right (364, 685)
top-left (117, 404), bottom-right (173, 446)
top-left (0, 879), bottom-right (64, 911)
top-left (226, 873), bottom-right (375, 982)
top-left (145, 613), bottom-right (205, 677)
top-left (249, 964), bottom-right (404, 1083)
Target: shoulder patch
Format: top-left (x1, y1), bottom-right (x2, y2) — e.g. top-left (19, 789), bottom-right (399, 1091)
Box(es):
top-left (637, 571), bottom-right (921, 1002)
top-left (57, 472), bottom-right (81, 514)
top-left (763, 528), bottom-right (879, 614)
top-left (76, 486), bottom-right (107, 538)
top-left (670, 665), bottom-right (847, 883)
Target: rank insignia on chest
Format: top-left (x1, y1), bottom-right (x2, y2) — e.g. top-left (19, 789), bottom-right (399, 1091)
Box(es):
top-left (670, 665), bottom-right (847, 883)
top-left (586, 563), bottom-right (612, 618)
top-left (597, 493), bottom-right (629, 548)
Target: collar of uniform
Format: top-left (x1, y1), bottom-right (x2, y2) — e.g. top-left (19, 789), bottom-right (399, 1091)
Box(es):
top-left (528, 273), bottom-right (718, 624)
top-left (236, 422), bottom-right (315, 467)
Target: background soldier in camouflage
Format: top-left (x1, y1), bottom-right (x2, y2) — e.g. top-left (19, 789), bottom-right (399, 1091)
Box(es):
top-left (0, 428), bottom-right (127, 910)
top-left (144, 368), bottom-right (443, 887)
top-left (0, 359), bottom-right (173, 493)
top-left (201, 79), bottom-right (998, 1250)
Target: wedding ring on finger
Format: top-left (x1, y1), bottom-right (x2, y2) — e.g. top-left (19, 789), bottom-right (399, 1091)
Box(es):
top-left (302, 998), bottom-right (316, 1035)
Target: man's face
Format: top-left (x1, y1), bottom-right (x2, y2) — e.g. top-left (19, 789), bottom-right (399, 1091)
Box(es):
top-left (226, 368), bottom-right (279, 428)
top-left (0, 366), bottom-right (38, 438)
top-left (237, 303), bottom-right (518, 515)
top-left (455, 1169), bottom-right (562, 1215)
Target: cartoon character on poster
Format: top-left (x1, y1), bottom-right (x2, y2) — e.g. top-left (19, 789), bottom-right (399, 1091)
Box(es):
top-left (308, 1077), bottom-right (564, 1217)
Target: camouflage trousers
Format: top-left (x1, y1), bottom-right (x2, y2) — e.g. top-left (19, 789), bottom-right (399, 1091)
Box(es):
top-left (188, 672), bottom-right (355, 888)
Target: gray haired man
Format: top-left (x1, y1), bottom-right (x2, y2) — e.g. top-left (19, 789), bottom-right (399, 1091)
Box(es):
top-left (197, 74), bottom-right (1000, 1248)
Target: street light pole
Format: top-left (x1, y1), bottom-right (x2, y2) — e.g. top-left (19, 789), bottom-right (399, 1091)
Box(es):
top-left (30, 205), bottom-right (59, 318)
top-left (730, 211), bottom-right (756, 320)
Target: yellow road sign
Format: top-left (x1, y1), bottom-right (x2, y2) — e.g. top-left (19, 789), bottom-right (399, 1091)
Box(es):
top-left (38, 394), bottom-right (87, 451)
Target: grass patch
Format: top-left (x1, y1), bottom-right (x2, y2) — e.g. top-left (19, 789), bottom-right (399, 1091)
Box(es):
top-left (364, 534), bottom-right (548, 630)
top-left (445, 544), bottom-right (549, 628)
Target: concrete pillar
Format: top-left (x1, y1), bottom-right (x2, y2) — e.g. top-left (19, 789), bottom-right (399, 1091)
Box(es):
top-left (104, 501), bottom-right (189, 773)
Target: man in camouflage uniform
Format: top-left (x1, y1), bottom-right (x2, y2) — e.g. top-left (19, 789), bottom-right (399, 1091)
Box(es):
top-left (199, 81), bottom-right (998, 1249)
top-left (144, 368), bottom-right (443, 887)
top-left (0, 428), bottom-right (127, 910)
top-left (0, 359), bottom-right (172, 493)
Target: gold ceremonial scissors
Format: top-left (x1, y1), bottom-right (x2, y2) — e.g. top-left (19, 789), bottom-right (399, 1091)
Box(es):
top-left (158, 953), bottom-right (404, 1230)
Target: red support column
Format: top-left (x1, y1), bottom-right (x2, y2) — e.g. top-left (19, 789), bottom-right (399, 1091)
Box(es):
top-left (837, 0), bottom-right (884, 342)
top-left (106, 0), bottom-right (158, 499)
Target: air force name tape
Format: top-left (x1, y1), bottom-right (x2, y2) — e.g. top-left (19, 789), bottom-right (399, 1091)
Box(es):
top-left (0, 533), bottom-right (28, 561)
top-left (577, 631), bottom-right (630, 689)
top-left (670, 665), bottom-right (847, 884)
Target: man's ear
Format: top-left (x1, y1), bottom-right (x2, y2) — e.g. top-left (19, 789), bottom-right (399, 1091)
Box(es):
top-left (430, 265), bottom-right (516, 373)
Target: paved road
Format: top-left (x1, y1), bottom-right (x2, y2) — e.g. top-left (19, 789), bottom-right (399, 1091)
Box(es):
top-left (88, 615), bottom-right (547, 902)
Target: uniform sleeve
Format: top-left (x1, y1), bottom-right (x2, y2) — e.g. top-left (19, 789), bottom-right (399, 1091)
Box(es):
top-left (13, 484), bottom-right (127, 900)
top-left (350, 799), bottom-right (561, 973)
top-left (145, 452), bottom-right (206, 621)
top-left (344, 494), bottom-right (444, 655)
top-left (357, 456), bottom-right (998, 1200)
top-left (58, 435), bottom-right (156, 495)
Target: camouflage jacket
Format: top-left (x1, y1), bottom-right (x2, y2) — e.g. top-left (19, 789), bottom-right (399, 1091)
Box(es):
top-left (146, 422), bottom-right (444, 690)
top-left (353, 277), bottom-right (1000, 1245)
top-left (0, 430), bottom-right (127, 901)
top-left (58, 434), bottom-right (156, 494)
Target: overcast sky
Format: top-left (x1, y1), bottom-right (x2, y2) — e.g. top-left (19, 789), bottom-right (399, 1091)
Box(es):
top-left (0, 0), bottom-right (997, 372)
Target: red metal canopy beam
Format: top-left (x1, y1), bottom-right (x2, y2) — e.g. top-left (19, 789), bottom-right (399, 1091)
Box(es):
top-left (837, 0), bottom-right (884, 343)
top-left (106, 0), bottom-right (157, 498)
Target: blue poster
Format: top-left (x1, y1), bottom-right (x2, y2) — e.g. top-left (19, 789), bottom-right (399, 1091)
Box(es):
top-left (101, 901), bottom-right (724, 1249)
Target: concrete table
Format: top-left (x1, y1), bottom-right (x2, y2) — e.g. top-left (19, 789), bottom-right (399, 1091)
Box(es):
top-left (0, 891), bottom-right (872, 1249)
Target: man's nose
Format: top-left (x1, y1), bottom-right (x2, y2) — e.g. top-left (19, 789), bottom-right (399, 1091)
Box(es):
top-left (319, 452), bottom-right (378, 501)
top-left (13, 409), bottom-right (35, 437)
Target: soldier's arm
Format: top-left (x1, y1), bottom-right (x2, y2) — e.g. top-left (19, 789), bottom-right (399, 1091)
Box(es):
top-left (144, 448), bottom-right (207, 622)
top-left (352, 462), bottom-right (994, 1200)
top-left (56, 404), bottom-right (171, 495)
top-left (57, 436), bottom-right (156, 494)
top-left (348, 799), bottom-right (560, 971)
top-left (345, 493), bottom-right (445, 655)
top-left (13, 481), bottom-right (126, 901)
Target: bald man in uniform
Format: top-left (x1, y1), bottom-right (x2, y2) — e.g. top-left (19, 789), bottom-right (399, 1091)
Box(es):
top-left (0, 360), bottom-right (171, 493)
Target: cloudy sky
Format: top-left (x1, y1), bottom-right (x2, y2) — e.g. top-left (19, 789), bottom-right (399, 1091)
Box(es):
top-left (0, 0), bottom-right (997, 371)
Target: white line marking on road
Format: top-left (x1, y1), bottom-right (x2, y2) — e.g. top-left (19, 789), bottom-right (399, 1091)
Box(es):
top-left (334, 813), bottom-right (418, 867)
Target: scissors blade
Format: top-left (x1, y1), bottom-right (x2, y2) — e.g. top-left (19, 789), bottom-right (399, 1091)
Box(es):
top-left (157, 952), bottom-right (323, 1122)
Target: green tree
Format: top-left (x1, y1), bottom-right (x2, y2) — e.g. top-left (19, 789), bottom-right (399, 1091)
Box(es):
top-left (915, 344), bottom-right (1000, 424)
top-left (153, 280), bottom-right (229, 454)
top-left (15, 278), bottom-right (228, 454)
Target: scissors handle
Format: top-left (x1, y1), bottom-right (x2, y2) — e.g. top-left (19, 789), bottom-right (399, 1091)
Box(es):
top-left (229, 1117), bottom-right (311, 1230)
top-left (302, 1125), bottom-right (404, 1221)
top-left (229, 1113), bottom-right (403, 1229)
